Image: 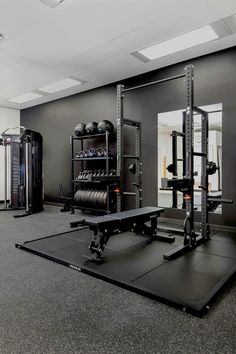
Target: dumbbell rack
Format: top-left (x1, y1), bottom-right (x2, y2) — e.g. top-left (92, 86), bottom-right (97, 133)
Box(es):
top-left (70, 131), bottom-right (116, 214)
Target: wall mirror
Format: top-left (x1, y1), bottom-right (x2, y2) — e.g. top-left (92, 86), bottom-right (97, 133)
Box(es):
top-left (157, 103), bottom-right (222, 213)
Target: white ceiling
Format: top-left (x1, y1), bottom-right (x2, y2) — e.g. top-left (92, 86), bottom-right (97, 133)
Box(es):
top-left (0, 0), bottom-right (236, 110)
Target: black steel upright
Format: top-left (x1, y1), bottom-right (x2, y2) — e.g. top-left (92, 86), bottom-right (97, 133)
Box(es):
top-left (117, 85), bottom-right (124, 211)
top-left (184, 65), bottom-right (195, 244)
top-left (116, 86), bottom-right (142, 212)
top-left (201, 111), bottom-right (209, 237)
top-left (172, 131), bottom-right (178, 208)
top-left (193, 106), bottom-right (210, 238)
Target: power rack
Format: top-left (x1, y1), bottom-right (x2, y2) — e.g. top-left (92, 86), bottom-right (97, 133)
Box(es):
top-left (116, 65), bottom-right (232, 259)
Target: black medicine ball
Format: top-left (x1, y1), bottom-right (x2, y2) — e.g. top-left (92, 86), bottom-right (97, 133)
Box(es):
top-left (85, 122), bottom-right (98, 135)
top-left (97, 120), bottom-right (114, 134)
top-left (74, 123), bottom-right (85, 137)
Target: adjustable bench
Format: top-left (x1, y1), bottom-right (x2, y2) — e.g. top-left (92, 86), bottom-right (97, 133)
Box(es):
top-left (71, 207), bottom-right (175, 261)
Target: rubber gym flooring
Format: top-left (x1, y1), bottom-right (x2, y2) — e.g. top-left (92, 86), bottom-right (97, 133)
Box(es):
top-left (16, 222), bottom-right (236, 316)
top-left (1, 205), bottom-right (236, 354)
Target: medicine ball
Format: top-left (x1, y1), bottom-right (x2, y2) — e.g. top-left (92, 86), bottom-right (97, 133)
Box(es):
top-left (74, 123), bottom-right (85, 137)
top-left (85, 122), bottom-right (98, 135)
top-left (97, 120), bottom-right (114, 134)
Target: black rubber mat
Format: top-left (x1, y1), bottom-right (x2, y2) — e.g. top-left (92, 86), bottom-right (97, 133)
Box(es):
top-left (16, 228), bottom-right (236, 316)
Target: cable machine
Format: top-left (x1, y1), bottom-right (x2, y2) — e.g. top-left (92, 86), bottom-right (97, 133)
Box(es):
top-left (0, 126), bottom-right (43, 217)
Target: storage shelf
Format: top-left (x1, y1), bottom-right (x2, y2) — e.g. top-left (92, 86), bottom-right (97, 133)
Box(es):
top-left (73, 180), bottom-right (101, 184)
top-left (159, 188), bottom-right (204, 194)
top-left (72, 133), bottom-right (109, 140)
top-left (71, 131), bottom-right (116, 215)
top-left (90, 175), bottom-right (120, 183)
top-left (73, 157), bottom-right (113, 161)
top-left (73, 175), bottom-right (119, 184)
top-left (72, 205), bottom-right (107, 213)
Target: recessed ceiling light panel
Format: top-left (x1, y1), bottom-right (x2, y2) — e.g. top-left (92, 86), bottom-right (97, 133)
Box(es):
top-left (39, 0), bottom-right (64, 8)
top-left (132, 25), bottom-right (219, 61)
top-left (8, 92), bottom-right (43, 104)
top-left (220, 13), bottom-right (236, 35)
top-left (38, 77), bottom-right (84, 94)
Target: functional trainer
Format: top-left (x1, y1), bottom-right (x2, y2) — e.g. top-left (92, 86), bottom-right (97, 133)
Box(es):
top-left (71, 206), bottom-right (175, 261)
top-left (0, 126), bottom-right (43, 217)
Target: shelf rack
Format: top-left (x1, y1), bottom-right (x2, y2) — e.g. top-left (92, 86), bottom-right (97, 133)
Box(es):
top-left (71, 131), bottom-right (116, 214)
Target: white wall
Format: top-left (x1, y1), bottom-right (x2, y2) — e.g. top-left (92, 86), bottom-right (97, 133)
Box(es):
top-left (0, 107), bottom-right (20, 200)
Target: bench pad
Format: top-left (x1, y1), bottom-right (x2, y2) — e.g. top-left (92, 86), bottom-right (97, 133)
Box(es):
top-left (85, 207), bottom-right (164, 230)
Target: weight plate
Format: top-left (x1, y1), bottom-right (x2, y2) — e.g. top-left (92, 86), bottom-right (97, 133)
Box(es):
top-left (88, 190), bottom-right (94, 207)
top-left (93, 191), bottom-right (100, 208)
top-left (99, 191), bottom-right (104, 208)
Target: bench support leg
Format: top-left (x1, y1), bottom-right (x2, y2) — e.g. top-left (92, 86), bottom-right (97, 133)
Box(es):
top-left (87, 229), bottom-right (111, 262)
top-left (135, 217), bottom-right (175, 243)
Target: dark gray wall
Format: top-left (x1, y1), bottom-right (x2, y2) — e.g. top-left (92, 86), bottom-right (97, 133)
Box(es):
top-left (21, 47), bottom-right (236, 226)
top-left (22, 88), bottom-right (117, 201)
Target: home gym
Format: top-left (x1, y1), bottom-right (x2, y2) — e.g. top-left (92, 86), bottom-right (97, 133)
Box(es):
top-left (0, 1), bottom-right (236, 354)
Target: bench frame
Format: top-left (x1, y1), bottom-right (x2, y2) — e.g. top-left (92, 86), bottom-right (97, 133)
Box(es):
top-left (71, 207), bottom-right (175, 261)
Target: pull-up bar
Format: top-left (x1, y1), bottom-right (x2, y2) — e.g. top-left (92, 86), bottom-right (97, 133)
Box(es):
top-left (193, 106), bottom-right (207, 116)
top-left (123, 73), bottom-right (185, 93)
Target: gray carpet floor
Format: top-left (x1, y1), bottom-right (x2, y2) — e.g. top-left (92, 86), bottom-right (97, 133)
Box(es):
top-left (0, 205), bottom-right (235, 354)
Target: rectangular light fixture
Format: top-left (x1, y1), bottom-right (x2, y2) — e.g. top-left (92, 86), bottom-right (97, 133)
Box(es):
top-left (8, 92), bottom-right (43, 104)
top-left (38, 77), bottom-right (83, 94)
top-left (134, 25), bottom-right (219, 61)
top-left (39, 0), bottom-right (64, 8)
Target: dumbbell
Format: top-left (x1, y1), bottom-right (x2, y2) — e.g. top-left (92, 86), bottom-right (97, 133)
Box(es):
top-left (81, 171), bottom-right (85, 180)
top-left (84, 150), bottom-right (90, 158)
top-left (109, 169), bottom-right (116, 176)
top-left (79, 151), bottom-right (86, 158)
top-left (83, 171), bottom-right (89, 180)
top-left (96, 170), bottom-right (102, 176)
top-left (100, 169), bottom-right (106, 176)
top-left (85, 170), bottom-right (93, 179)
top-left (77, 172), bottom-right (83, 180)
top-left (88, 148), bottom-right (97, 157)
top-left (97, 147), bottom-right (106, 157)
top-left (86, 171), bottom-right (93, 181)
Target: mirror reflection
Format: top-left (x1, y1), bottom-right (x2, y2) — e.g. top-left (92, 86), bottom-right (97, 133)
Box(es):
top-left (157, 103), bottom-right (222, 213)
